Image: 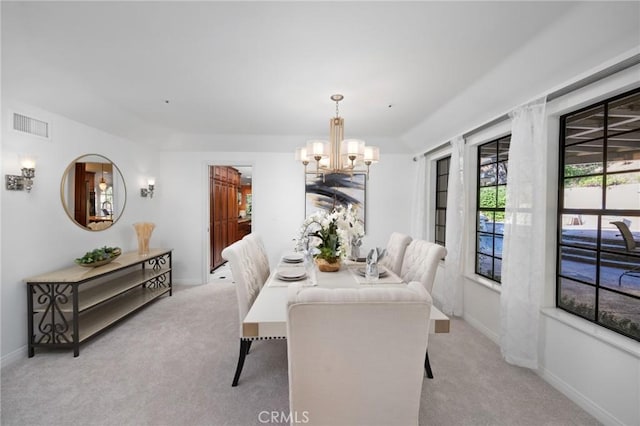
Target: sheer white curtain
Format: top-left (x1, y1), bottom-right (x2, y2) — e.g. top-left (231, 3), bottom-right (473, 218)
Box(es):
top-left (410, 155), bottom-right (428, 240)
top-left (442, 135), bottom-right (466, 316)
top-left (500, 97), bottom-right (547, 369)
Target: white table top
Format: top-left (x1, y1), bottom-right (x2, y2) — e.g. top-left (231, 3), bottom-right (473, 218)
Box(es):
top-left (242, 257), bottom-right (450, 339)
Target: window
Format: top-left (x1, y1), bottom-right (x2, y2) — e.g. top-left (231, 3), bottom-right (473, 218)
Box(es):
top-left (476, 135), bottom-right (510, 283)
top-left (557, 88), bottom-right (640, 341)
top-left (435, 156), bottom-right (450, 246)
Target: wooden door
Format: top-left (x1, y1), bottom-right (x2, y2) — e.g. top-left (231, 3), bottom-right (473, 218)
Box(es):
top-left (74, 163), bottom-right (88, 226)
top-left (210, 166), bottom-right (241, 272)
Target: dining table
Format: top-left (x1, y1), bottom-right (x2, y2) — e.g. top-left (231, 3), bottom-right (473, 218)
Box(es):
top-left (242, 254), bottom-right (450, 339)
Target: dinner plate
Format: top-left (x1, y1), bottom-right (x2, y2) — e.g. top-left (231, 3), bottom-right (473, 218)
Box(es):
top-left (356, 266), bottom-right (389, 278)
top-left (282, 253), bottom-right (304, 263)
top-left (277, 268), bottom-right (306, 280)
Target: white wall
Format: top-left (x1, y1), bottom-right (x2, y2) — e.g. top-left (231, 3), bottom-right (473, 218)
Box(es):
top-left (155, 148), bottom-right (414, 284)
top-left (1, 106), bottom-right (414, 362)
top-left (1, 100), bottom-right (160, 364)
top-left (426, 63), bottom-right (640, 425)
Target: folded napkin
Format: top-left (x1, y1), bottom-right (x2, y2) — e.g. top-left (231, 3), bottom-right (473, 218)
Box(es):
top-left (366, 247), bottom-right (387, 265)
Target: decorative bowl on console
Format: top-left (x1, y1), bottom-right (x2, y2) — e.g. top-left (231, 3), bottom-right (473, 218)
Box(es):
top-left (75, 246), bottom-right (122, 267)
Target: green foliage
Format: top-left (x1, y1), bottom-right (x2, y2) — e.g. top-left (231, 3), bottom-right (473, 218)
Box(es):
top-left (564, 164), bottom-right (600, 178)
top-left (561, 296), bottom-right (640, 340)
top-left (311, 220), bottom-right (340, 263)
top-left (75, 246), bottom-right (122, 265)
top-left (479, 186), bottom-right (506, 221)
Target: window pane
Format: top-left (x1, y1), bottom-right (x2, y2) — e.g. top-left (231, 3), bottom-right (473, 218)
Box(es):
top-left (608, 92), bottom-right (640, 133)
top-left (494, 234), bottom-right (503, 258)
top-left (479, 187), bottom-right (497, 208)
top-left (564, 140), bottom-right (603, 177)
top-left (480, 142), bottom-right (497, 165)
top-left (494, 258), bottom-right (502, 282)
top-left (437, 174), bottom-right (448, 190)
top-left (437, 157), bottom-right (450, 175)
top-left (497, 161), bottom-right (508, 185)
top-left (435, 210), bottom-right (446, 226)
top-left (479, 211), bottom-right (495, 233)
top-left (435, 226), bottom-right (446, 244)
top-left (559, 247), bottom-right (597, 285)
top-left (496, 186), bottom-right (507, 208)
top-left (561, 214), bottom-right (598, 249)
top-left (498, 139), bottom-right (510, 162)
top-left (605, 172), bottom-right (640, 210)
top-left (564, 105), bottom-right (605, 145)
top-left (603, 216), bottom-right (640, 253)
top-left (598, 289), bottom-right (640, 340)
top-left (563, 177), bottom-right (602, 209)
top-left (437, 191), bottom-right (447, 209)
top-left (478, 233), bottom-right (494, 256)
top-left (607, 130), bottom-right (640, 171)
top-left (480, 164), bottom-right (496, 186)
top-left (599, 252), bottom-right (640, 295)
top-left (558, 278), bottom-right (596, 320)
top-left (477, 254), bottom-right (493, 278)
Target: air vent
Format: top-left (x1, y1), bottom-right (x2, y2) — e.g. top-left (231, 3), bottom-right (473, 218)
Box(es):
top-left (13, 113), bottom-right (49, 139)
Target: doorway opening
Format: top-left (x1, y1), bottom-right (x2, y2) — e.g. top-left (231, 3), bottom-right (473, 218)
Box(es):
top-left (209, 165), bottom-right (253, 274)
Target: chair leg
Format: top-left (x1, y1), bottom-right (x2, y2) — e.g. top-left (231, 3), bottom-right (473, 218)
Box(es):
top-left (232, 339), bottom-right (251, 387)
top-left (424, 349), bottom-right (434, 379)
top-left (246, 340), bottom-right (253, 354)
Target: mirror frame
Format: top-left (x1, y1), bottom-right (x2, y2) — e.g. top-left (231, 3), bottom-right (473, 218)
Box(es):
top-left (60, 154), bottom-right (127, 231)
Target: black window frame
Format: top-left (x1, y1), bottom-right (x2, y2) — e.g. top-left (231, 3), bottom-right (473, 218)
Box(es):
top-left (557, 87), bottom-right (640, 342)
top-left (475, 135), bottom-right (510, 283)
top-left (435, 156), bottom-right (451, 247)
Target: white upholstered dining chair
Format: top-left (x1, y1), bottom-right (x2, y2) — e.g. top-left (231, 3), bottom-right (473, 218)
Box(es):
top-left (242, 233), bottom-right (270, 285)
top-left (379, 232), bottom-right (412, 275)
top-left (287, 282), bottom-right (432, 426)
top-left (400, 239), bottom-right (447, 378)
top-left (222, 239), bottom-right (274, 386)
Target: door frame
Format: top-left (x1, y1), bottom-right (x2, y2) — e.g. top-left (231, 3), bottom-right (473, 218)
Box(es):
top-left (201, 161), bottom-right (254, 283)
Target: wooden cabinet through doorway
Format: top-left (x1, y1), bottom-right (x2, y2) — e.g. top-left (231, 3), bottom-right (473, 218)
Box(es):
top-left (210, 166), bottom-right (240, 271)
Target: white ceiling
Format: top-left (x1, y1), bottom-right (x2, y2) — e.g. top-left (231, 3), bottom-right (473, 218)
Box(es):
top-left (2, 1), bottom-right (639, 154)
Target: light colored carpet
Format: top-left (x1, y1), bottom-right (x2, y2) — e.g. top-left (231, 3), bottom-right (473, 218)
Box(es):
top-left (1, 281), bottom-right (599, 426)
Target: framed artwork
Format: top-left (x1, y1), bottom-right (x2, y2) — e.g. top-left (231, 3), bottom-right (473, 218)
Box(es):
top-left (305, 172), bottom-right (366, 228)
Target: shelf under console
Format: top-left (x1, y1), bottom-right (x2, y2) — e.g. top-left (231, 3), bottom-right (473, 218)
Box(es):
top-left (25, 249), bottom-right (173, 357)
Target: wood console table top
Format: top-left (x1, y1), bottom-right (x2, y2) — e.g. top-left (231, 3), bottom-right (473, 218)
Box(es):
top-left (24, 249), bottom-right (172, 283)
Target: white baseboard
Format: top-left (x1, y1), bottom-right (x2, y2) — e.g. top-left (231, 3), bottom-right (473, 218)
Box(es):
top-left (538, 366), bottom-right (625, 426)
top-left (1, 345), bottom-right (27, 369)
top-left (463, 312), bottom-right (628, 426)
top-left (463, 312), bottom-right (500, 345)
top-left (172, 278), bottom-right (204, 285)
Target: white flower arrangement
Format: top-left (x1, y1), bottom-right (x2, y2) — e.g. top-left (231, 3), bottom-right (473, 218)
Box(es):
top-left (295, 204), bottom-right (364, 262)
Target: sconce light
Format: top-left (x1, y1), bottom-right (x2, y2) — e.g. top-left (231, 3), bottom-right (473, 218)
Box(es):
top-left (5, 156), bottom-right (36, 192)
top-left (140, 178), bottom-right (155, 198)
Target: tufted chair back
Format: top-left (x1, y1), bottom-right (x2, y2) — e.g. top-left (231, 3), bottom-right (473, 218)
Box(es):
top-left (379, 232), bottom-right (412, 275)
top-left (242, 233), bottom-right (270, 285)
top-left (222, 239), bottom-right (265, 336)
top-left (400, 239), bottom-right (447, 294)
top-left (287, 282), bottom-right (432, 426)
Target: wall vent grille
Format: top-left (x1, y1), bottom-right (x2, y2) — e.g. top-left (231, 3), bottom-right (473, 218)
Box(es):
top-left (13, 113), bottom-right (50, 139)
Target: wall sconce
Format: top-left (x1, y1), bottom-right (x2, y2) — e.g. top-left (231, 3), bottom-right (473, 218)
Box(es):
top-left (5, 157), bottom-right (36, 192)
top-left (140, 178), bottom-right (155, 198)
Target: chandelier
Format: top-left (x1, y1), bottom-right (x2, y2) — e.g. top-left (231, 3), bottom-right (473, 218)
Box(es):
top-left (295, 94), bottom-right (380, 179)
top-left (98, 163), bottom-right (108, 191)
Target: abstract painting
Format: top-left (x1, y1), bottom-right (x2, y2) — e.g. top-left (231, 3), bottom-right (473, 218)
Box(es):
top-left (305, 172), bottom-right (366, 227)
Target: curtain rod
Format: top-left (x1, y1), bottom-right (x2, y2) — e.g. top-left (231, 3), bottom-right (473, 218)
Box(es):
top-left (413, 52), bottom-right (640, 161)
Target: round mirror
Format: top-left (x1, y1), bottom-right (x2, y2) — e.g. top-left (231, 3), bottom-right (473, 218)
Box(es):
top-left (60, 154), bottom-right (127, 231)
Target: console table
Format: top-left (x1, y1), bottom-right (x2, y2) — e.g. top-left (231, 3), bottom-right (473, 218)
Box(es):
top-left (25, 248), bottom-right (172, 357)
